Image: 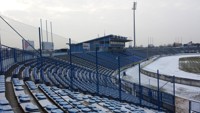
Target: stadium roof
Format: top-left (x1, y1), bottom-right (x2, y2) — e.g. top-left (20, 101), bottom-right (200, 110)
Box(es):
top-left (74, 34), bottom-right (131, 45)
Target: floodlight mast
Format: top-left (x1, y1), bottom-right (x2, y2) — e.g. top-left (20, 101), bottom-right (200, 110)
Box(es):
top-left (132, 2), bottom-right (137, 47)
top-left (40, 19), bottom-right (43, 49)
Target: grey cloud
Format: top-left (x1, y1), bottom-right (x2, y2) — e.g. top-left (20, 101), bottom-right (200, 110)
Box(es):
top-left (1, 0), bottom-right (200, 47)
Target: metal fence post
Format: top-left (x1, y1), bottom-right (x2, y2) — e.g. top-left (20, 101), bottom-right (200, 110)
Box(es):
top-left (0, 44), bottom-right (3, 74)
top-left (173, 75), bottom-right (176, 112)
top-left (189, 101), bottom-right (191, 113)
top-left (69, 38), bottom-right (73, 91)
top-left (139, 63), bottom-right (142, 105)
top-left (96, 47), bottom-right (99, 94)
top-left (118, 56), bottom-right (121, 101)
top-left (22, 49), bottom-right (25, 61)
top-left (89, 71), bottom-right (91, 83)
top-left (39, 27), bottom-right (44, 83)
top-left (13, 49), bottom-right (17, 63)
top-left (157, 70), bottom-right (160, 111)
top-left (133, 83), bottom-right (135, 96)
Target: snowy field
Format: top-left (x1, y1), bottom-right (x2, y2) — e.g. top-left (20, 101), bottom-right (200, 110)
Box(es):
top-left (123, 54), bottom-right (200, 101)
top-left (143, 54), bottom-right (200, 80)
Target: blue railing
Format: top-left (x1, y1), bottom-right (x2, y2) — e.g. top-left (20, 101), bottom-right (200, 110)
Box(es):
top-left (41, 57), bottom-right (175, 112)
top-left (0, 44), bottom-right (36, 74)
top-left (72, 51), bottom-right (145, 70)
top-left (1, 44), bottom-right (175, 112)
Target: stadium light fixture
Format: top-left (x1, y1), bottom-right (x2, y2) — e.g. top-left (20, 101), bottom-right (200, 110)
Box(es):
top-left (132, 2), bottom-right (137, 47)
top-left (133, 2), bottom-right (137, 10)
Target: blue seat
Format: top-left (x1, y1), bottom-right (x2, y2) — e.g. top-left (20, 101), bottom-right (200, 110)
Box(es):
top-left (46, 105), bottom-right (58, 110)
top-left (0, 105), bottom-right (12, 111)
top-left (77, 104), bottom-right (86, 109)
top-left (81, 108), bottom-right (91, 112)
top-left (35, 93), bottom-right (44, 96)
top-left (12, 78), bottom-right (23, 86)
top-left (72, 101), bottom-right (81, 106)
top-left (51, 109), bottom-right (64, 113)
top-left (68, 108), bottom-right (79, 113)
top-left (19, 97), bottom-right (30, 103)
top-left (0, 99), bottom-right (9, 106)
top-left (25, 104), bottom-right (39, 112)
top-left (63, 105), bottom-right (73, 110)
top-left (55, 99), bottom-right (64, 103)
top-left (36, 95), bottom-right (46, 100)
top-left (59, 101), bottom-right (68, 106)
top-left (26, 81), bottom-right (37, 90)
top-left (18, 94), bottom-right (29, 98)
top-left (15, 86), bottom-right (24, 91)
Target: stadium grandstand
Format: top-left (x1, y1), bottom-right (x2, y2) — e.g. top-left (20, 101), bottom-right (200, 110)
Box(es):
top-left (1, 14), bottom-right (200, 113)
top-left (71, 34), bottom-right (131, 52)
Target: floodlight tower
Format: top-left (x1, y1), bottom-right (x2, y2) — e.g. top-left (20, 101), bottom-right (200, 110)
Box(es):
top-left (132, 2), bottom-right (137, 47)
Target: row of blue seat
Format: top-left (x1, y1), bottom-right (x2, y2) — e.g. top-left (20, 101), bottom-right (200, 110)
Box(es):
top-left (72, 51), bottom-right (145, 70)
top-left (52, 56), bottom-right (114, 77)
top-left (25, 80), bottom-right (65, 113)
top-left (12, 78), bottom-right (40, 112)
top-left (39, 84), bottom-right (78, 113)
top-left (13, 56), bottom-right (165, 112)
top-left (22, 66), bottom-right (30, 81)
top-left (0, 75), bottom-right (13, 113)
top-left (125, 47), bottom-right (183, 59)
top-left (0, 75), bottom-right (6, 93)
top-left (12, 64), bottom-right (24, 77)
top-left (40, 83), bottom-right (149, 113)
top-left (33, 62), bottom-right (124, 112)
top-left (39, 59), bottom-right (158, 110)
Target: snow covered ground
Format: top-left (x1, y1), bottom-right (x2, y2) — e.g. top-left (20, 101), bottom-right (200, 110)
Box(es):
top-left (143, 54), bottom-right (200, 80)
top-left (123, 54), bottom-right (200, 101)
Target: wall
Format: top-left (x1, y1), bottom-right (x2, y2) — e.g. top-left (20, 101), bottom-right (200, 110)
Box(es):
top-left (175, 96), bottom-right (189, 113)
top-left (141, 69), bottom-right (200, 87)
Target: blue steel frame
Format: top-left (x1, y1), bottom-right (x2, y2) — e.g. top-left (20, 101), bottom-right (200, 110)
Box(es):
top-left (69, 38), bottom-right (74, 91)
top-left (173, 75), bottom-right (175, 112)
top-left (39, 27), bottom-right (44, 83)
top-left (24, 51), bottom-right (175, 112)
top-left (44, 56), bottom-right (175, 112)
top-left (0, 45), bottom-right (36, 74)
top-left (0, 44), bottom-right (2, 74)
top-left (139, 63), bottom-right (142, 105)
top-left (96, 47), bottom-right (99, 94)
top-left (117, 56), bottom-right (121, 101)
top-left (157, 70), bottom-right (160, 111)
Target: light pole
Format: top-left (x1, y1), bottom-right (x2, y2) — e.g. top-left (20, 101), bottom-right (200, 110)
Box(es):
top-left (132, 2), bottom-right (137, 47)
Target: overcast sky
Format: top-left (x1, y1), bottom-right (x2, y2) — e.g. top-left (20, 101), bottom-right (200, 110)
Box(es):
top-left (0, 0), bottom-right (200, 47)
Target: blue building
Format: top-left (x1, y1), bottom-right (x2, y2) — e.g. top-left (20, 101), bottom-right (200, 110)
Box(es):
top-left (71, 34), bottom-right (131, 52)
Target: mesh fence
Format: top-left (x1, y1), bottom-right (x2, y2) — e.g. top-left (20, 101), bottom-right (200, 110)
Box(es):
top-left (0, 15), bottom-right (78, 51)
